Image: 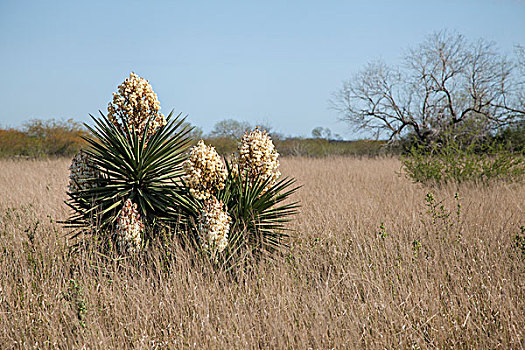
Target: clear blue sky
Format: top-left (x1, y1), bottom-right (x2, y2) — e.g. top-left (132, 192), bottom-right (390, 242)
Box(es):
top-left (1, 0), bottom-right (524, 139)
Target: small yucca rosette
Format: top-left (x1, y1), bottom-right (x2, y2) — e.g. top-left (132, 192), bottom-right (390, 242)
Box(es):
top-left (183, 140), bottom-right (227, 201)
top-left (197, 197), bottom-right (230, 253)
top-left (238, 127), bottom-right (281, 189)
top-left (115, 199), bottom-right (144, 254)
top-left (68, 150), bottom-right (101, 193)
top-left (107, 72), bottom-right (166, 138)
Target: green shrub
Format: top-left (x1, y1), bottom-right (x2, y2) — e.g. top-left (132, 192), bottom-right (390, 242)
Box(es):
top-left (493, 122), bottom-right (525, 155)
top-left (401, 136), bottom-right (525, 184)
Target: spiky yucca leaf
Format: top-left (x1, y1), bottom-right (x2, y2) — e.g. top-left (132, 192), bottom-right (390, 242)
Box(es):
top-left (65, 111), bottom-right (194, 241)
top-left (215, 161), bottom-right (300, 262)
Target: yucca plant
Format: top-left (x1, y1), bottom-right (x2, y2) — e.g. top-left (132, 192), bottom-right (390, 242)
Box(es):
top-left (218, 164), bottom-right (300, 263)
top-left (180, 128), bottom-right (300, 267)
top-left (65, 72), bottom-right (300, 261)
top-left (179, 163), bottom-right (300, 268)
top-left (65, 111), bottom-right (194, 250)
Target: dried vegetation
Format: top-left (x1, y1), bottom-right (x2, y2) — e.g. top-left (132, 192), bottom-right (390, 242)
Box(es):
top-left (0, 157), bottom-right (523, 348)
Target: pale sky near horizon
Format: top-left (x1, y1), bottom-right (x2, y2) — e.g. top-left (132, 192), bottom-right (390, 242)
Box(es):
top-left (1, 0), bottom-right (524, 139)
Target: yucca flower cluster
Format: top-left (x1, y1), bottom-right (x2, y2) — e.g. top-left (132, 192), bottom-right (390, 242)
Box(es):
top-left (238, 127), bottom-right (281, 189)
top-left (197, 197), bottom-right (231, 253)
top-left (183, 140), bottom-right (227, 200)
top-left (107, 72), bottom-right (166, 138)
top-left (184, 140), bottom-right (231, 253)
top-left (68, 150), bottom-right (101, 193)
top-left (115, 199), bottom-right (144, 254)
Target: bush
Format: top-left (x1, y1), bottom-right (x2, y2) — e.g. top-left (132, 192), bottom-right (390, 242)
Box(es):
top-left (493, 122), bottom-right (525, 154)
top-left (0, 129), bottom-right (33, 157)
top-left (0, 119), bottom-right (86, 158)
top-left (401, 136), bottom-right (525, 184)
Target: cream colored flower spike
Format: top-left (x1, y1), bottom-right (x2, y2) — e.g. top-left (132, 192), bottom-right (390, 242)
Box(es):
top-left (238, 127), bottom-right (281, 191)
top-left (107, 72), bottom-right (166, 138)
top-left (183, 140), bottom-right (227, 201)
top-left (198, 197), bottom-right (231, 253)
top-left (115, 199), bottom-right (144, 254)
top-left (68, 150), bottom-right (101, 193)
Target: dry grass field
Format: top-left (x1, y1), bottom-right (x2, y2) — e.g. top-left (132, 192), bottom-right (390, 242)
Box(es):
top-left (0, 157), bottom-right (524, 349)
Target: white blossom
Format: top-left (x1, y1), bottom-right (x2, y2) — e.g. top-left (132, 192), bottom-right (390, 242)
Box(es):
top-left (115, 199), bottom-right (144, 254)
top-left (237, 127), bottom-right (280, 191)
top-left (198, 197), bottom-right (230, 253)
top-left (107, 72), bottom-right (166, 138)
top-left (183, 140), bottom-right (227, 200)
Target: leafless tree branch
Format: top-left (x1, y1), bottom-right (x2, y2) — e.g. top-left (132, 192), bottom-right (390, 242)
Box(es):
top-left (330, 31), bottom-right (525, 142)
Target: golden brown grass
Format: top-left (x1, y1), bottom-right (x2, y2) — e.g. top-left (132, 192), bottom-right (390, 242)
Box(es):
top-left (0, 157), bottom-right (523, 349)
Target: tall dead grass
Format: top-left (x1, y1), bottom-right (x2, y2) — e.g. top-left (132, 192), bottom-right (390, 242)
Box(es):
top-left (0, 157), bottom-right (523, 348)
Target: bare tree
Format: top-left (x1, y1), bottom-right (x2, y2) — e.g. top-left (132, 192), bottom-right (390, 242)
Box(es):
top-left (311, 126), bottom-right (332, 139)
top-left (209, 119), bottom-right (251, 139)
top-left (516, 44), bottom-right (525, 110)
top-left (331, 31), bottom-right (525, 142)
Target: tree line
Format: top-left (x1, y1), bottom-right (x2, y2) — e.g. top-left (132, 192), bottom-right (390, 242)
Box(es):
top-left (1, 31), bottom-right (524, 157)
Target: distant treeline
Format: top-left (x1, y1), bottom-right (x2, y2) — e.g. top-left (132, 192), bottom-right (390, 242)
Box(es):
top-left (0, 119), bottom-right (87, 158)
top-left (0, 119), bottom-right (392, 158)
top-left (206, 137), bottom-right (389, 157)
top-left (0, 118), bottom-right (523, 158)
